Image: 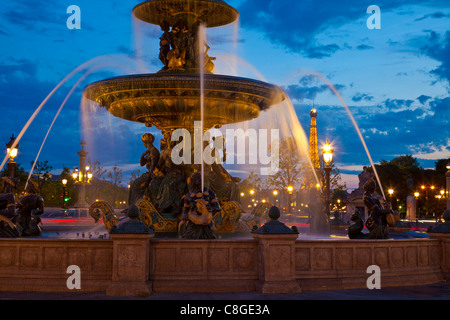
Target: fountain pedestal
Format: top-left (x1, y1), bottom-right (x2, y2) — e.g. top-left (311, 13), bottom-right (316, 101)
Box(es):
top-left (428, 233), bottom-right (450, 281)
top-left (107, 233), bottom-right (154, 296)
top-left (107, 205), bottom-right (154, 296)
top-left (251, 206), bottom-right (301, 294)
top-left (252, 233), bottom-right (301, 294)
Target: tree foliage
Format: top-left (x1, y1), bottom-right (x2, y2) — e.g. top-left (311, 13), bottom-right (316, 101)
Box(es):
top-left (266, 137), bottom-right (306, 190)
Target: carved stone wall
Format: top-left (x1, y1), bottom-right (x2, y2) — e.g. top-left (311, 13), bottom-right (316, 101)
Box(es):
top-left (294, 239), bottom-right (442, 290)
top-left (150, 239), bottom-right (259, 292)
top-left (0, 239), bottom-right (113, 292)
top-left (0, 237), bottom-right (446, 294)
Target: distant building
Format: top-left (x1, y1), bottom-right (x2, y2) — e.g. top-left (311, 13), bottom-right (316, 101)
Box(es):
top-left (346, 167), bottom-right (384, 221)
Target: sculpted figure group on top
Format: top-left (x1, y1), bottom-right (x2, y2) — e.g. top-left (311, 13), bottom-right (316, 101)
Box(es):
top-left (158, 20), bottom-right (215, 73)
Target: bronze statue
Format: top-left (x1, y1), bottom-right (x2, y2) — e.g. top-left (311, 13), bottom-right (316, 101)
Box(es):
top-left (347, 209), bottom-right (367, 239)
top-left (153, 139), bottom-right (186, 217)
top-left (141, 133), bottom-right (161, 188)
top-left (14, 193), bottom-right (44, 236)
top-left (128, 133), bottom-right (160, 205)
top-left (363, 179), bottom-right (392, 239)
top-left (0, 176), bottom-right (20, 218)
top-left (179, 172), bottom-right (220, 239)
top-left (158, 20), bottom-right (171, 69)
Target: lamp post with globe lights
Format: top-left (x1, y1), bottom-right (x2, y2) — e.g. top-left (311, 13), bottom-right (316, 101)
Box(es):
top-left (322, 140), bottom-right (334, 219)
top-left (72, 140), bottom-right (93, 208)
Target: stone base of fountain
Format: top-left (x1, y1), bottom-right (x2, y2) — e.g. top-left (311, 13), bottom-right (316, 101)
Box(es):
top-left (1, 230), bottom-right (448, 296)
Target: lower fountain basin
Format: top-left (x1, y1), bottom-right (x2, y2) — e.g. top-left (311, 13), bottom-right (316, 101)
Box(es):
top-left (83, 73), bottom-right (285, 130)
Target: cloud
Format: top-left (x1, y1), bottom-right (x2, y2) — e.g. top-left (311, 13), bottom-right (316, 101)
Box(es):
top-left (410, 140), bottom-right (450, 160)
top-left (417, 95), bottom-right (432, 104)
top-left (384, 98), bottom-right (415, 111)
top-left (356, 44), bottom-right (374, 50)
top-left (415, 11), bottom-right (450, 21)
top-left (238, 0), bottom-right (450, 59)
top-left (283, 75), bottom-right (345, 101)
top-left (352, 93), bottom-right (374, 102)
top-left (2, 0), bottom-right (62, 30)
top-left (421, 30), bottom-right (450, 83)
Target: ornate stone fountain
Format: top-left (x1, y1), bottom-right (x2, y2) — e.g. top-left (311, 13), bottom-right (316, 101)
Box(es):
top-left (0, 1), bottom-right (448, 297)
top-left (84, 0), bottom-right (285, 235)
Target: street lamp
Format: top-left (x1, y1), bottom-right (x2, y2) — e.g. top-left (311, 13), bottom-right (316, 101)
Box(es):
top-left (72, 168), bottom-right (78, 180)
top-left (420, 185), bottom-right (436, 217)
top-left (72, 139), bottom-right (92, 209)
top-left (273, 190), bottom-right (278, 204)
top-left (6, 134), bottom-right (18, 178)
top-left (322, 139), bottom-right (334, 218)
top-left (62, 179), bottom-right (69, 208)
top-left (388, 188), bottom-right (394, 209)
top-left (287, 185), bottom-right (294, 213)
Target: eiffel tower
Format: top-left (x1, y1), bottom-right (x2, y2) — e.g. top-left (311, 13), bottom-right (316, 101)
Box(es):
top-left (309, 101), bottom-right (320, 169)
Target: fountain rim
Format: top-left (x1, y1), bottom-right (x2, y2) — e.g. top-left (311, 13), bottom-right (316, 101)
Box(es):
top-left (82, 72), bottom-right (287, 108)
top-left (132, 0), bottom-right (240, 28)
top-left (83, 72), bottom-right (284, 92)
top-left (82, 72), bottom-right (286, 129)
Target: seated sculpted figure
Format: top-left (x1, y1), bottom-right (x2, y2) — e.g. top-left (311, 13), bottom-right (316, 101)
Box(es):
top-left (13, 180), bottom-right (44, 236)
top-left (152, 138), bottom-right (187, 218)
top-left (128, 133), bottom-right (160, 205)
top-left (179, 172), bottom-right (220, 239)
top-left (363, 179), bottom-right (393, 239)
top-left (347, 209), bottom-right (367, 239)
top-left (206, 148), bottom-right (240, 204)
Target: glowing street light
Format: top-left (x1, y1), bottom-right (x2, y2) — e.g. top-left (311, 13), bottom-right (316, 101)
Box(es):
top-left (322, 139), bottom-right (334, 218)
top-left (72, 168), bottom-right (78, 180)
top-left (420, 185), bottom-right (436, 216)
top-left (6, 134), bottom-right (19, 178)
top-left (388, 188), bottom-right (394, 208)
top-left (73, 139), bottom-right (91, 209)
top-left (287, 186), bottom-right (294, 213)
top-left (61, 178), bottom-right (69, 208)
top-left (322, 140), bottom-right (334, 164)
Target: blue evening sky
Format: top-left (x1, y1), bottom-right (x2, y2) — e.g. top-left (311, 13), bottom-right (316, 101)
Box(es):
top-left (0, 0), bottom-right (449, 189)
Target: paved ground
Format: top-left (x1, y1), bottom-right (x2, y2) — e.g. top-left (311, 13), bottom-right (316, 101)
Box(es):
top-left (1, 282), bottom-right (448, 300)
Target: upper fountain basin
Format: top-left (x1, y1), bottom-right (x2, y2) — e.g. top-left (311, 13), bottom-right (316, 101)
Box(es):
top-left (83, 73), bottom-right (286, 130)
top-left (133, 0), bottom-right (239, 28)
